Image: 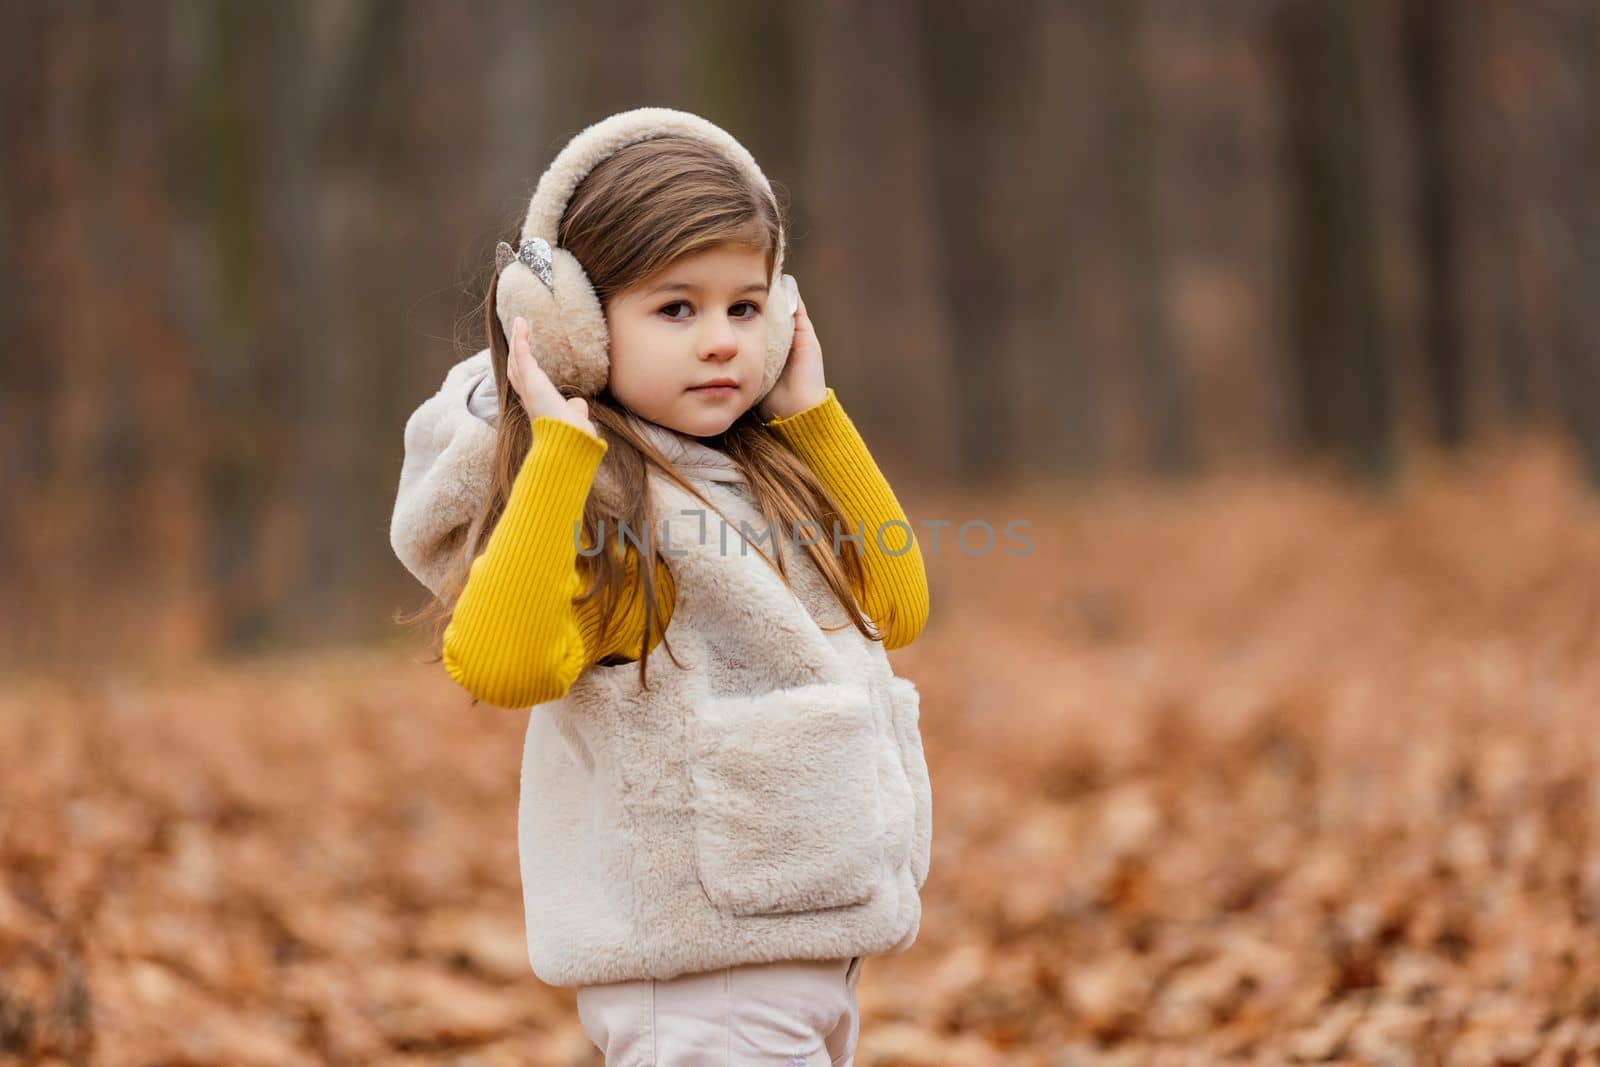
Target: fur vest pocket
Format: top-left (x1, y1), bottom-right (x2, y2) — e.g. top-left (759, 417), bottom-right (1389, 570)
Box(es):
top-left (688, 681), bottom-right (887, 916)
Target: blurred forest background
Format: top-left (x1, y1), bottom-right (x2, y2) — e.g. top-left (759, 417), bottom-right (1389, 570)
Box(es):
top-left (8, 2), bottom-right (1600, 1065)
top-left (4, 0), bottom-right (1599, 666)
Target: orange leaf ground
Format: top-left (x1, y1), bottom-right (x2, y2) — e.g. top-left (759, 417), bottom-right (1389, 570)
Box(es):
top-left (6, 442), bottom-right (1600, 1065)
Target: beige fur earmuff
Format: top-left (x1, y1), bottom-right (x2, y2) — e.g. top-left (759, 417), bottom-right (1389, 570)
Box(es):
top-left (494, 107), bottom-right (796, 401)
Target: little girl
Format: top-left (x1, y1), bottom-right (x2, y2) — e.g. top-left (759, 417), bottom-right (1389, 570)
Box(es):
top-left (390, 108), bottom-right (932, 1066)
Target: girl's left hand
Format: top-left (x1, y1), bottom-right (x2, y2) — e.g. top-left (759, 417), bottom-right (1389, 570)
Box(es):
top-left (757, 276), bottom-right (827, 422)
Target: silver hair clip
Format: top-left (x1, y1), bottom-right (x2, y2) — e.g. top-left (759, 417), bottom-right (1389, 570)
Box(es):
top-left (495, 236), bottom-right (554, 289)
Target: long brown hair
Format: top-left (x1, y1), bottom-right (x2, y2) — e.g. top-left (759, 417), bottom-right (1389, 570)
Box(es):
top-left (410, 134), bottom-right (880, 691)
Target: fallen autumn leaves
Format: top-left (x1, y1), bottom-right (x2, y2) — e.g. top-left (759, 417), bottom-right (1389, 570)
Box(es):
top-left (4, 441), bottom-right (1600, 1065)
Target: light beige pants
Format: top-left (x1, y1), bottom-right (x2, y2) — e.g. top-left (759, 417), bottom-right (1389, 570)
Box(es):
top-left (576, 955), bottom-right (864, 1066)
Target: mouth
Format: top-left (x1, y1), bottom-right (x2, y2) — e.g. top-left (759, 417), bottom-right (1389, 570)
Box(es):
top-left (688, 379), bottom-right (739, 395)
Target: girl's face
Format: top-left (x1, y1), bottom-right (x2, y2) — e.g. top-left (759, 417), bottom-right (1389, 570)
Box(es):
top-left (605, 242), bottom-right (771, 438)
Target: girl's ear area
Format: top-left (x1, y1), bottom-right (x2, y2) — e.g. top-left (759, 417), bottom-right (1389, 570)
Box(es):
top-left (760, 270), bottom-right (797, 399)
top-left (496, 247), bottom-right (610, 397)
top-left (766, 271), bottom-right (795, 321)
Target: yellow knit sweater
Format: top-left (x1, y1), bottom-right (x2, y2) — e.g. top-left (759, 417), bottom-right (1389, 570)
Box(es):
top-left (442, 388), bottom-right (929, 708)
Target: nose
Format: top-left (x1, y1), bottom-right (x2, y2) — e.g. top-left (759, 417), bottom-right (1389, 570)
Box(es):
top-left (698, 312), bottom-right (739, 362)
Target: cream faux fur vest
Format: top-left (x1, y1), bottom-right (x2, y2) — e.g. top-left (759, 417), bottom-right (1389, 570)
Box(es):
top-left (390, 352), bottom-right (932, 986)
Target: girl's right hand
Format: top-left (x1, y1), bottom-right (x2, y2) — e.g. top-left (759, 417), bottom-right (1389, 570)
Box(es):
top-left (507, 316), bottom-right (599, 439)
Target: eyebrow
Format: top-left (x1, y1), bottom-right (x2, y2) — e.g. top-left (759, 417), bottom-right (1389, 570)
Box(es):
top-left (642, 280), bottom-right (769, 297)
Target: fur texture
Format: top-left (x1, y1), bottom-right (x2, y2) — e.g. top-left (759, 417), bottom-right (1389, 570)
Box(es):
top-left (388, 357), bottom-right (933, 986)
top-left (390, 350), bottom-right (497, 597)
top-left (518, 472), bottom-right (931, 986)
top-left (495, 246), bottom-right (610, 399)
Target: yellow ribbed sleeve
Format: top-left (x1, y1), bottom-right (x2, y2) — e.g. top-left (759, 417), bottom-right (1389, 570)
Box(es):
top-left (442, 392), bottom-right (929, 708)
top-left (765, 388), bottom-right (930, 650)
top-left (441, 417), bottom-right (613, 708)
